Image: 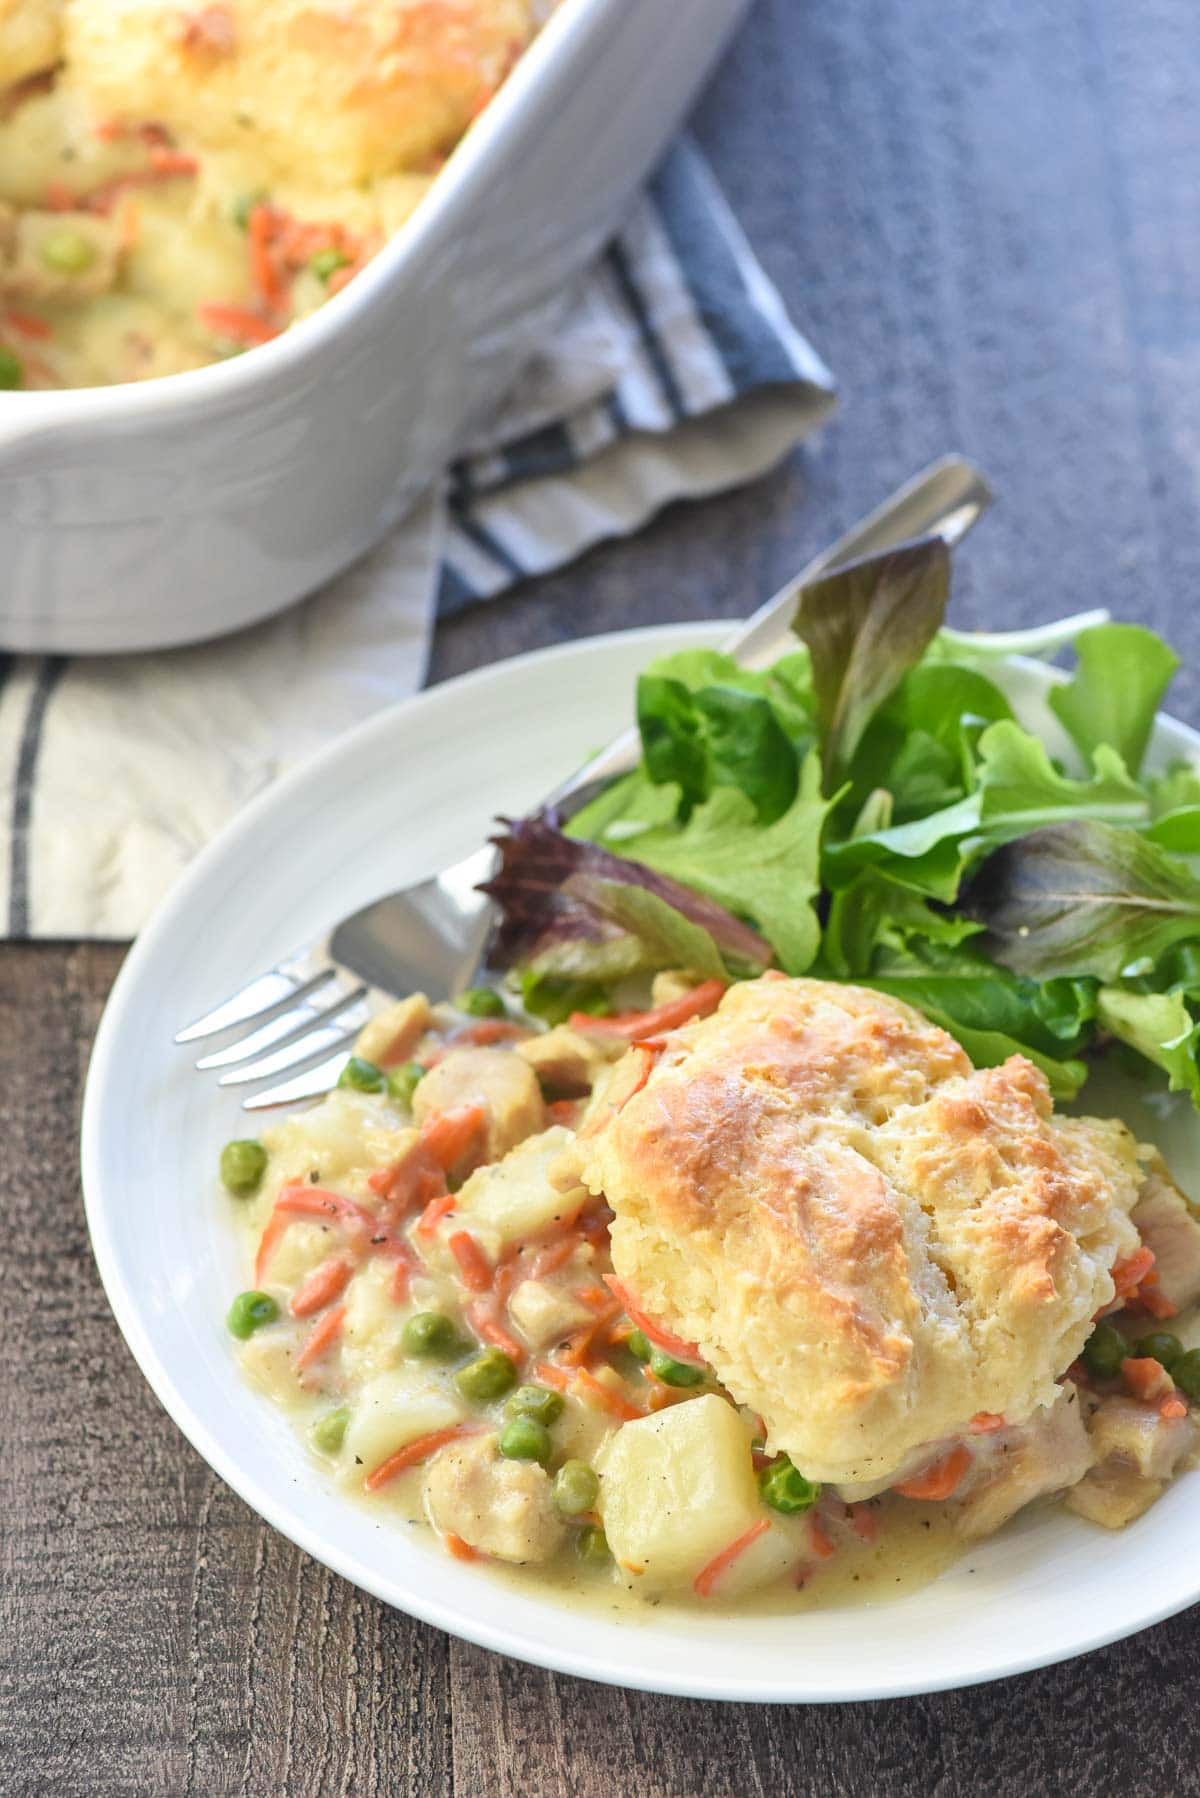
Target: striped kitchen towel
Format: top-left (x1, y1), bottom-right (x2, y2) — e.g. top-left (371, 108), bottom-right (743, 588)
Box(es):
top-left (1, 135), bottom-right (835, 940)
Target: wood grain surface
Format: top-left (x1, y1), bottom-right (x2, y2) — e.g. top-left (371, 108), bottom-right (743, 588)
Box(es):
top-left (6, 1), bottom-right (1200, 1792)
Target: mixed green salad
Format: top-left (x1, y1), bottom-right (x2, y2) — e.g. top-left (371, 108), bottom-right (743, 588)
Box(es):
top-left (485, 535), bottom-right (1200, 1109)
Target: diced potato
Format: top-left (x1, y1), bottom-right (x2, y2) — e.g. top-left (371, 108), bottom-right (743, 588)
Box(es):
top-left (354, 993), bottom-right (433, 1069)
top-left (340, 1257), bottom-right (409, 1384)
top-left (597, 1394), bottom-right (761, 1589)
top-left (446, 1127), bottom-right (587, 1259)
top-left (341, 1369), bottom-right (465, 1479)
top-left (262, 1220), bottom-right (337, 1291)
top-left (1065, 1459), bottom-right (1165, 1529)
top-left (508, 1277), bottom-right (591, 1351)
top-left (261, 1089), bottom-right (417, 1193)
top-left (238, 1324), bottom-right (303, 1403)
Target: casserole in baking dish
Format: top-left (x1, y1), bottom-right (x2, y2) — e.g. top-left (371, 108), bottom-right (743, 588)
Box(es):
top-left (0, 0), bottom-right (755, 654)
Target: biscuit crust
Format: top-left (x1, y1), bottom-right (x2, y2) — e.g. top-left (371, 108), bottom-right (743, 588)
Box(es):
top-left (582, 977), bottom-right (1144, 1485)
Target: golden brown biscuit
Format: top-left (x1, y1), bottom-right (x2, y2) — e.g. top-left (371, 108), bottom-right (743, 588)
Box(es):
top-left (64, 0), bottom-right (537, 184)
top-left (581, 976), bottom-right (1144, 1486)
top-left (0, 0), bottom-right (64, 91)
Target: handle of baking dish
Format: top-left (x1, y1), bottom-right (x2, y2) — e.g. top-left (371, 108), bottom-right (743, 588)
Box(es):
top-left (543, 454), bottom-right (994, 819)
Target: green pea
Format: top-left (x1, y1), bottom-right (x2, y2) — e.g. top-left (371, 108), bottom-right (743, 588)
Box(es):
top-left (0, 346), bottom-right (23, 390)
top-left (758, 1454), bottom-right (821, 1515)
top-left (499, 1415), bottom-right (552, 1464)
top-left (219, 1138), bottom-right (268, 1195)
top-left (311, 246), bottom-right (351, 283)
top-left (553, 1460), bottom-right (599, 1516)
top-left (625, 1329), bottom-right (651, 1362)
top-left (338, 1055), bottom-right (385, 1093)
top-left (1137, 1331), bottom-right (1184, 1373)
top-left (648, 1348), bottom-right (705, 1388)
top-left (454, 1347), bottom-right (517, 1404)
top-left (456, 986), bottom-right (506, 1018)
top-left (227, 1290), bottom-right (278, 1340)
top-left (1082, 1320), bottom-right (1128, 1380)
top-left (38, 227), bottom-right (96, 275)
top-left (576, 1524), bottom-right (611, 1566)
top-left (1172, 1348), bottom-right (1200, 1403)
top-left (506, 1383), bottom-right (565, 1426)
top-left (386, 1060), bottom-right (425, 1106)
top-left (311, 1406), bottom-right (350, 1453)
top-left (402, 1311), bottom-right (461, 1360)
top-left (232, 188), bottom-right (268, 229)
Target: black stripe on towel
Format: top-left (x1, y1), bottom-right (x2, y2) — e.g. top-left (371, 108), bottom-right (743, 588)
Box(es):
top-left (9, 656), bottom-right (67, 938)
top-left (604, 239), bottom-right (687, 424)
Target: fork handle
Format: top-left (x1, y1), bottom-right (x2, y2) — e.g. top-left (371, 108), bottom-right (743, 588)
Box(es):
top-left (542, 454), bottom-right (993, 816)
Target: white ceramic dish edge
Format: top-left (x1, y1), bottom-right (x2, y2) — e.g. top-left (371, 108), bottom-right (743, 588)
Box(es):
top-left (81, 623), bottom-right (1200, 1701)
top-left (0, 0), bottom-right (763, 654)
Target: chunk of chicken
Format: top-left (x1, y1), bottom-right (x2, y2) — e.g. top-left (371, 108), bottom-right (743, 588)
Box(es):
top-left (955, 1384), bottom-right (1095, 1540)
top-left (1065, 1458), bottom-right (1166, 1529)
top-left (354, 992), bottom-right (432, 1069)
top-left (508, 1278), bottom-right (591, 1351)
top-left (414, 1047), bottom-right (543, 1165)
top-left (1, 207), bottom-right (119, 299)
top-left (517, 1025), bottom-right (622, 1097)
top-left (424, 1433), bottom-right (566, 1564)
top-left (1082, 1394), bottom-right (1197, 1482)
top-left (1131, 1161), bottom-right (1200, 1313)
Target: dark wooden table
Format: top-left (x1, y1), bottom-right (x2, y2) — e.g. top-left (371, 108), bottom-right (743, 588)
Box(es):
top-left (6, 2), bottom-right (1200, 1792)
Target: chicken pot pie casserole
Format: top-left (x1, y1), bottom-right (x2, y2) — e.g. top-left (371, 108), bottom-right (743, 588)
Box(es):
top-left (0, 0), bottom-right (541, 389)
top-left (217, 972), bottom-right (1200, 1609)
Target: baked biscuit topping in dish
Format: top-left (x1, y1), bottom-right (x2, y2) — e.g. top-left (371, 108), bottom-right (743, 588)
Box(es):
top-left (581, 976), bottom-right (1146, 1488)
top-left (0, 0), bottom-right (540, 388)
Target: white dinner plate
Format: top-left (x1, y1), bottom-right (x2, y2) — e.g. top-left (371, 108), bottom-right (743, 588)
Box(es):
top-left (82, 623), bottom-right (1200, 1702)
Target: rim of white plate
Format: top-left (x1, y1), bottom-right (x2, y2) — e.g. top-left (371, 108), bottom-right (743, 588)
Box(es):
top-left (81, 622), bottom-right (1200, 1702)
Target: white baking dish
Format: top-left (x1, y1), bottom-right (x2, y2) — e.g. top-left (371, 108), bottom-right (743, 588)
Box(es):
top-left (0, 0), bottom-right (755, 655)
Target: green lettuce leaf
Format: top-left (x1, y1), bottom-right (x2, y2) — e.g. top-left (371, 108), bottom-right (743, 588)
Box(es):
top-left (975, 724), bottom-right (1148, 838)
top-left (970, 820), bottom-right (1200, 981)
top-left (637, 677), bottom-right (799, 823)
top-left (605, 753), bottom-right (830, 974)
top-left (791, 535), bottom-right (950, 786)
top-left (1048, 623), bottom-right (1179, 777)
top-left (1095, 987), bottom-right (1200, 1103)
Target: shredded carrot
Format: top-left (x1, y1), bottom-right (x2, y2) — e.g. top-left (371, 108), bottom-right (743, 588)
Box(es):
top-left (448, 1230), bottom-right (492, 1293)
top-left (4, 310), bottom-right (51, 340)
top-left (1112, 1246), bottom-right (1156, 1302)
top-left (560, 1302), bottom-right (622, 1368)
top-left (1122, 1356), bottom-right (1173, 1403)
top-left (449, 1019), bottom-right (527, 1048)
top-left (444, 1532), bottom-right (479, 1562)
top-left (368, 1139), bottom-right (444, 1211)
top-left (572, 1367), bottom-right (645, 1422)
top-left (693, 1518), bottom-right (770, 1598)
top-left (574, 1283), bottom-right (612, 1313)
top-left (533, 1360), bottom-right (571, 1393)
top-left (364, 1423), bottom-right (481, 1491)
top-left (1131, 1270), bottom-right (1178, 1319)
top-left (390, 1252), bottom-right (413, 1304)
top-left (546, 1098), bottom-right (582, 1127)
top-left (1160, 1396), bottom-right (1189, 1420)
top-left (290, 1256), bottom-right (354, 1318)
top-left (577, 1044), bottom-right (658, 1140)
top-left (603, 1274), bottom-right (703, 1364)
top-left (968, 1412), bottom-right (1006, 1435)
top-left (117, 198), bottom-right (142, 253)
top-left (45, 180), bottom-right (75, 211)
top-left (294, 1303), bottom-right (346, 1373)
top-left (196, 301), bottom-right (279, 346)
top-left (148, 147), bottom-right (199, 178)
top-left (528, 1234), bottom-right (579, 1280)
top-left (569, 977), bottom-right (725, 1042)
top-left (894, 1444), bottom-right (972, 1502)
top-left (808, 1515), bottom-right (837, 1560)
top-left (467, 1299), bottom-right (524, 1363)
top-left (421, 1104), bottom-right (486, 1172)
top-left (416, 1191), bottom-right (457, 1237)
top-left (850, 1504), bottom-right (878, 1543)
top-left (248, 202), bottom-right (286, 312)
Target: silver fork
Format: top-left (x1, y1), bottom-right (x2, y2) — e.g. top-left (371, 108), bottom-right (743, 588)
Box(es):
top-left (176, 455), bottom-right (993, 1110)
